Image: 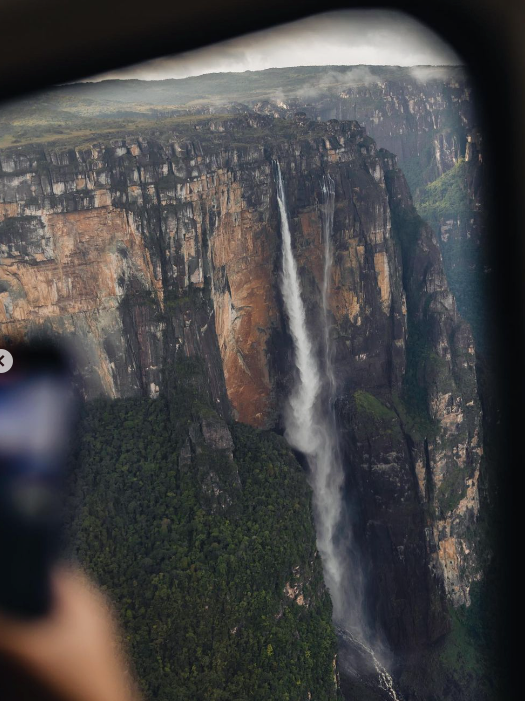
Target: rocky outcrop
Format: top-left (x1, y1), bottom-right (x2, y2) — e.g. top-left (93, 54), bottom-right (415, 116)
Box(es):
top-left (0, 114), bottom-right (482, 658)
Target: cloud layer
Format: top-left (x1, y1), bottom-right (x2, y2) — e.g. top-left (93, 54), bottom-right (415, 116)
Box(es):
top-left (89, 10), bottom-right (461, 82)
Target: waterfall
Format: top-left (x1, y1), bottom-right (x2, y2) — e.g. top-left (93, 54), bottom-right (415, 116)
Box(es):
top-left (275, 162), bottom-right (400, 701)
top-left (275, 162), bottom-right (345, 607)
top-left (275, 163), bottom-right (321, 457)
top-left (321, 173), bottom-right (336, 397)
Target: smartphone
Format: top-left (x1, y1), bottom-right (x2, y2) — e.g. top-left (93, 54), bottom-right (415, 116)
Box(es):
top-left (0, 342), bottom-right (73, 617)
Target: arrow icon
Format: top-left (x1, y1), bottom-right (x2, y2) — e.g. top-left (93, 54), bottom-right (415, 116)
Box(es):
top-left (0, 350), bottom-right (13, 373)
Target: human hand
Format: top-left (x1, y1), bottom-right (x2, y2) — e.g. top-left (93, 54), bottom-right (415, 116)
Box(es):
top-left (0, 567), bottom-right (140, 701)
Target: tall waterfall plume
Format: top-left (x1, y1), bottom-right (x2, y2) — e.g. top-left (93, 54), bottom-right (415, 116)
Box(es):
top-left (275, 161), bottom-right (347, 622)
top-left (275, 162), bottom-right (400, 701)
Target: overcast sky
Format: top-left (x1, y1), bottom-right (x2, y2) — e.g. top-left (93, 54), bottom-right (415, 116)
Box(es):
top-left (90, 10), bottom-right (460, 82)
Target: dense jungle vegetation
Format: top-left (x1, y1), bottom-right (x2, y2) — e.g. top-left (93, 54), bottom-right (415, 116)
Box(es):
top-left (65, 363), bottom-right (338, 701)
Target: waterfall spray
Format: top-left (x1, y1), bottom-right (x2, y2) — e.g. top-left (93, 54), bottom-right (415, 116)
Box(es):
top-left (275, 162), bottom-right (400, 700)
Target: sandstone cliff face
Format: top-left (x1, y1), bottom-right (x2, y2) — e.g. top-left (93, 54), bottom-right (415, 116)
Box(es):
top-left (0, 114), bottom-right (481, 652)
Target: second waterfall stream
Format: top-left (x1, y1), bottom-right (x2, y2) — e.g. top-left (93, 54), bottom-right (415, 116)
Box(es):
top-left (275, 162), bottom-right (400, 701)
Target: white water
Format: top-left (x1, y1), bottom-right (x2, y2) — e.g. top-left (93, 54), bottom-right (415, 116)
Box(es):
top-left (276, 162), bottom-right (400, 700)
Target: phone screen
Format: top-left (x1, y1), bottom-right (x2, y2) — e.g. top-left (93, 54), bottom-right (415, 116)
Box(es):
top-left (0, 374), bottom-right (70, 463)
